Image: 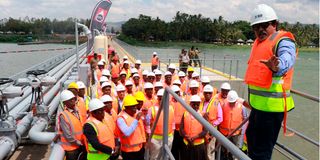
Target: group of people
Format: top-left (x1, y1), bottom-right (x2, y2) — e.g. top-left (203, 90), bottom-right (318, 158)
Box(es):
top-left (57, 3), bottom-right (297, 160)
top-left (178, 46), bottom-right (201, 73)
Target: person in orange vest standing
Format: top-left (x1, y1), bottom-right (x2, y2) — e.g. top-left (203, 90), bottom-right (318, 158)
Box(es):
top-left (170, 85), bottom-right (186, 160)
top-left (116, 95), bottom-right (146, 160)
top-left (219, 90), bottom-right (247, 160)
top-left (67, 82), bottom-right (87, 125)
top-left (115, 84), bottom-right (126, 114)
top-left (147, 89), bottom-right (175, 160)
top-left (214, 82), bottom-right (231, 108)
top-left (180, 95), bottom-right (207, 160)
top-left (135, 60), bottom-right (143, 77)
top-left (168, 64), bottom-right (178, 81)
top-left (245, 4), bottom-right (297, 160)
top-left (164, 71), bottom-right (173, 88)
top-left (151, 51), bottom-right (159, 71)
top-left (200, 85), bottom-right (223, 160)
top-left (110, 56), bottom-right (120, 75)
top-left (132, 73), bottom-right (143, 92)
top-left (83, 99), bottom-right (115, 160)
top-left (58, 90), bottom-right (85, 160)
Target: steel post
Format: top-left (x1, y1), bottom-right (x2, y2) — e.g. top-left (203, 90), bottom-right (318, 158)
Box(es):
top-left (75, 22), bottom-right (79, 72)
top-left (162, 90), bottom-right (169, 160)
top-left (229, 60), bottom-right (232, 79)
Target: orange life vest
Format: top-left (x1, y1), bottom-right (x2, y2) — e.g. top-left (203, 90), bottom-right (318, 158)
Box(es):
top-left (170, 98), bottom-right (185, 130)
top-left (219, 102), bottom-right (243, 136)
top-left (58, 110), bottom-right (83, 151)
top-left (77, 97), bottom-right (88, 124)
top-left (183, 110), bottom-right (205, 145)
top-left (116, 111), bottom-right (146, 152)
top-left (142, 96), bottom-right (155, 110)
top-left (111, 62), bottom-right (120, 75)
top-left (151, 56), bottom-right (159, 66)
top-left (150, 104), bottom-right (175, 138)
top-left (199, 98), bottom-right (219, 124)
top-left (96, 69), bottom-right (102, 81)
top-left (244, 31), bottom-right (296, 90)
top-left (104, 109), bottom-right (117, 132)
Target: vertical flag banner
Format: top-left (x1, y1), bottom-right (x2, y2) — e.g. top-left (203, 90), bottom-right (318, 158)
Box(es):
top-left (87, 0), bottom-right (112, 53)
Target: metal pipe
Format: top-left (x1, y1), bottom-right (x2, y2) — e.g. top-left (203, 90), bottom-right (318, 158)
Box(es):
top-left (162, 91), bottom-right (169, 160)
top-left (75, 22), bottom-right (79, 72)
top-left (291, 89), bottom-right (319, 102)
top-left (165, 87), bottom-right (250, 160)
top-left (0, 137), bottom-right (14, 160)
top-left (274, 146), bottom-right (294, 160)
top-left (16, 113), bottom-right (33, 139)
top-left (283, 125), bottom-right (319, 147)
top-left (164, 144), bottom-right (175, 160)
top-left (275, 142), bottom-right (306, 160)
top-left (28, 117), bottom-right (56, 144)
top-left (49, 144), bottom-right (65, 160)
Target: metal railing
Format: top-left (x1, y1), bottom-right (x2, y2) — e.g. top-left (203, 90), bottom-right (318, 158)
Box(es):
top-left (146, 87), bottom-right (251, 160)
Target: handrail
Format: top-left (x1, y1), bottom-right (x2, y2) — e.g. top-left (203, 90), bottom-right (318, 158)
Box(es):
top-left (291, 89), bottom-right (319, 102)
top-left (146, 87), bottom-right (251, 160)
top-left (275, 142), bottom-right (306, 160)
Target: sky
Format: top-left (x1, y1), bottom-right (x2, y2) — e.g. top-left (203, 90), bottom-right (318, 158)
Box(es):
top-left (0, 0), bottom-right (319, 24)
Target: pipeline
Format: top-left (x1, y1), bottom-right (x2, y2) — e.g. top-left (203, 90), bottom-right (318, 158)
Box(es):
top-left (49, 144), bottom-right (65, 160)
top-left (0, 137), bottom-right (14, 160)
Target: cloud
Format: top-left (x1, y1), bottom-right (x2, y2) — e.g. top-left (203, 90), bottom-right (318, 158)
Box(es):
top-left (0, 0), bottom-right (318, 24)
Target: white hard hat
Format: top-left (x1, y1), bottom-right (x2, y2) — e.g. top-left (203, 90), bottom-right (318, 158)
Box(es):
top-left (132, 73), bottom-right (140, 78)
top-left (100, 95), bottom-right (113, 103)
top-left (189, 80), bottom-right (199, 88)
top-left (190, 95), bottom-right (201, 102)
top-left (100, 59), bottom-right (106, 63)
top-left (171, 85), bottom-right (180, 92)
top-left (153, 52), bottom-right (157, 55)
top-left (116, 84), bottom-right (126, 92)
top-left (120, 70), bottom-right (127, 76)
top-left (135, 60), bottom-right (142, 64)
top-left (123, 55), bottom-right (128, 59)
top-left (201, 76), bottom-right (210, 83)
top-left (227, 90), bottom-right (238, 103)
top-left (131, 68), bottom-right (138, 74)
top-left (89, 98), bottom-right (105, 112)
top-left (97, 61), bottom-right (104, 66)
top-left (155, 81), bottom-right (163, 87)
top-left (60, 90), bottom-right (75, 102)
top-left (250, 4), bottom-right (278, 26)
top-left (154, 69), bottom-right (162, 75)
top-left (178, 71), bottom-right (186, 77)
top-left (203, 84), bottom-right (214, 93)
top-left (157, 89), bottom-right (164, 96)
top-left (76, 81), bottom-right (86, 89)
top-left (168, 64), bottom-right (176, 69)
top-left (102, 69), bottom-right (111, 76)
top-left (164, 71), bottom-right (172, 76)
top-left (142, 70), bottom-right (149, 75)
top-left (192, 72), bottom-right (199, 78)
top-left (173, 79), bottom-right (181, 85)
top-left (123, 60), bottom-right (129, 64)
top-left (220, 82), bottom-right (231, 90)
top-left (147, 72), bottom-right (155, 77)
top-left (125, 80), bottom-right (133, 86)
top-left (101, 81), bottom-right (111, 88)
top-left (100, 76), bottom-right (108, 83)
top-left (144, 82), bottom-right (154, 89)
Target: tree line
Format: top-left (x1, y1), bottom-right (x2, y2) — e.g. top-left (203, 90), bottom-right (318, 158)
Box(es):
top-left (121, 12), bottom-right (319, 47)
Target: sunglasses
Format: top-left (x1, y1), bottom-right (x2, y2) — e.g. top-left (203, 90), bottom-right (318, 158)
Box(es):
top-left (252, 22), bottom-right (272, 31)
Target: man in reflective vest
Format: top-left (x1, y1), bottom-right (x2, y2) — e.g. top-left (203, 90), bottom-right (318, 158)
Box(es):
top-left (83, 99), bottom-right (115, 160)
top-left (116, 95), bottom-right (146, 160)
top-left (77, 81), bottom-right (91, 111)
top-left (58, 90), bottom-right (85, 160)
top-left (67, 82), bottom-right (87, 125)
top-left (245, 4), bottom-right (297, 160)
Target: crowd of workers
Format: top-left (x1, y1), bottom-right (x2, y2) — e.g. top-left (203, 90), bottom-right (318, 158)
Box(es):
top-left (58, 50), bottom-right (250, 160)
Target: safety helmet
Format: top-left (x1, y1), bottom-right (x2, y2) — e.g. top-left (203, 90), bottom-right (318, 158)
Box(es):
top-left (101, 81), bottom-right (111, 88)
top-left (189, 80), bottom-right (199, 88)
top-left (131, 68), bottom-right (138, 74)
top-left (192, 72), bottom-right (199, 78)
top-left (76, 81), bottom-right (86, 89)
top-left (68, 82), bottom-right (79, 89)
top-left (100, 95), bottom-right (113, 103)
top-left (147, 72), bottom-right (155, 77)
top-left (157, 89), bottom-right (164, 96)
top-left (60, 90), bottom-right (75, 102)
top-left (132, 73), bottom-right (140, 78)
top-left (123, 60), bottom-right (129, 64)
top-left (142, 70), bottom-right (149, 76)
top-left (164, 71), bottom-right (172, 76)
top-left (134, 91), bottom-right (145, 101)
top-left (178, 71), bottom-right (186, 77)
top-left (155, 81), bottom-right (163, 88)
top-left (135, 60), bottom-right (142, 64)
top-left (120, 71), bottom-right (127, 76)
top-left (123, 95), bottom-right (138, 107)
top-left (250, 4), bottom-right (278, 26)
top-left (227, 90), bottom-right (238, 103)
top-left (100, 76), bottom-right (109, 83)
top-left (144, 82), bottom-right (154, 89)
top-left (97, 61), bottom-right (104, 66)
top-left (153, 52), bottom-right (157, 55)
top-left (171, 85), bottom-right (180, 92)
top-left (154, 69), bottom-right (162, 75)
top-left (203, 84), bottom-right (214, 93)
top-left (89, 98), bottom-right (105, 112)
top-left (168, 64), bottom-right (176, 69)
top-left (201, 76), bottom-right (210, 83)
top-left (116, 84), bottom-right (126, 92)
top-left (187, 67), bottom-right (194, 72)
top-left (125, 80), bottom-right (133, 86)
top-left (190, 95), bottom-right (201, 102)
top-left (123, 55), bottom-right (128, 59)
top-left (173, 79), bottom-right (181, 85)
top-left (100, 59), bottom-right (106, 63)
top-left (102, 69), bottom-right (111, 76)
top-left (220, 82), bottom-right (231, 90)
